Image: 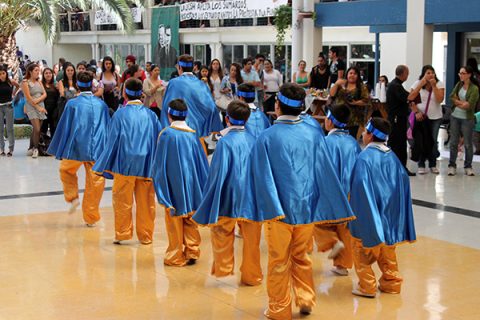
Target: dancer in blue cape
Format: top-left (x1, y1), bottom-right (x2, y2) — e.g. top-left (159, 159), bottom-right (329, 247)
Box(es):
top-left (160, 54), bottom-right (223, 138)
top-left (48, 71), bottom-right (109, 226)
top-left (236, 83), bottom-right (270, 138)
top-left (93, 78), bottom-right (161, 245)
top-left (193, 100), bottom-right (262, 286)
top-left (244, 83), bottom-right (355, 319)
top-left (313, 104), bottom-right (361, 276)
top-left (153, 99), bottom-right (208, 267)
top-left (349, 117), bottom-right (416, 298)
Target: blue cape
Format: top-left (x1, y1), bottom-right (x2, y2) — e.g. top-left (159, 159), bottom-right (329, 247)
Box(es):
top-left (245, 109), bottom-right (270, 138)
top-left (92, 103), bottom-right (162, 179)
top-left (242, 118), bottom-right (355, 225)
top-left (325, 130), bottom-right (361, 195)
top-left (153, 126), bottom-right (209, 217)
top-left (300, 113), bottom-right (325, 135)
top-left (193, 129), bottom-right (256, 225)
top-left (161, 74), bottom-right (224, 137)
top-left (349, 145), bottom-right (416, 248)
top-left (48, 93), bottom-right (110, 161)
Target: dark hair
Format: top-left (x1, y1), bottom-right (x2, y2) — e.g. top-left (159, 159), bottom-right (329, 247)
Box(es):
top-left (466, 57), bottom-right (479, 75)
top-left (395, 65), bottom-right (408, 77)
top-left (370, 117), bottom-right (391, 142)
top-left (237, 83), bottom-right (256, 103)
top-left (255, 54), bottom-right (266, 60)
top-left (194, 61), bottom-right (202, 70)
top-left (168, 98), bottom-right (188, 121)
top-left (242, 57), bottom-right (253, 67)
top-left (277, 83), bottom-right (306, 116)
top-left (41, 68), bottom-right (55, 87)
top-left (318, 52), bottom-right (326, 59)
top-left (198, 65), bottom-right (213, 93)
top-left (62, 62), bottom-right (77, 90)
top-left (24, 63), bottom-right (39, 80)
top-left (59, 58), bottom-right (66, 68)
top-left (346, 66), bottom-right (363, 100)
top-left (456, 65), bottom-right (480, 93)
top-left (146, 61), bottom-right (152, 65)
top-left (102, 56), bottom-right (116, 73)
top-left (178, 54), bottom-right (194, 72)
top-left (329, 103), bottom-right (351, 128)
top-left (227, 100), bottom-right (251, 123)
top-left (230, 63), bottom-right (243, 85)
top-left (150, 64), bottom-right (159, 73)
top-left (0, 65), bottom-right (12, 86)
top-left (89, 59), bottom-right (97, 67)
top-left (208, 58), bottom-right (224, 81)
top-left (125, 64), bottom-right (140, 78)
top-left (87, 65), bottom-right (97, 74)
top-left (418, 65), bottom-right (439, 89)
top-left (379, 75), bottom-right (389, 86)
top-left (77, 71), bottom-right (94, 92)
top-left (76, 61), bottom-right (88, 70)
top-left (329, 47), bottom-right (339, 56)
top-left (125, 78), bottom-right (143, 100)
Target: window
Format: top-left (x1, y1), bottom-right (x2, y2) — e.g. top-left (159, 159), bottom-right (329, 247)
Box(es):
top-left (350, 44), bottom-right (374, 59)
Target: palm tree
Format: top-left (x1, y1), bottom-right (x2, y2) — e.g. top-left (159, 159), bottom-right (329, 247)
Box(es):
top-left (0, 0), bottom-right (147, 79)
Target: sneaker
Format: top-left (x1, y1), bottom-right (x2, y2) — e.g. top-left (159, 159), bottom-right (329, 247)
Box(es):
top-left (417, 167), bottom-right (427, 175)
top-left (447, 167), bottom-right (456, 176)
top-left (186, 258), bottom-right (197, 265)
top-left (331, 266), bottom-right (349, 276)
top-left (113, 240), bottom-right (122, 245)
top-left (299, 306), bottom-right (312, 315)
top-left (86, 223), bottom-right (96, 228)
top-left (352, 287), bottom-right (376, 298)
top-left (465, 168), bottom-right (475, 176)
top-left (0, 150), bottom-right (5, 156)
top-left (26, 149), bottom-right (33, 156)
top-left (430, 167), bottom-right (440, 174)
top-left (68, 198), bottom-right (80, 214)
top-left (328, 241), bottom-right (345, 259)
top-left (7, 151), bottom-right (12, 157)
top-left (32, 148), bottom-right (38, 158)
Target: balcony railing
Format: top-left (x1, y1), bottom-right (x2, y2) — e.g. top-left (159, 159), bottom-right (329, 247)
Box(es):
top-left (59, 12), bottom-right (91, 32)
top-left (180, 17), bottom-right (274, 28)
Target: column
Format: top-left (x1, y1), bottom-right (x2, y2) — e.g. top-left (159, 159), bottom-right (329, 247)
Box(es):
top-left (291, 0), bottom-right (303, 81)
top-left (91, 44), bottom-right (96, 60)
top-left (406, 0), bottom-right (433, 87)
top-left (302, 0), bottom-right (322, 74)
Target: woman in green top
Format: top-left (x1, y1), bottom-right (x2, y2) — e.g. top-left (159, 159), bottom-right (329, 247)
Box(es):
top-left (293, 60), bottom-right (310, 88)
top-left (448, 66), bottom-right (480, 176)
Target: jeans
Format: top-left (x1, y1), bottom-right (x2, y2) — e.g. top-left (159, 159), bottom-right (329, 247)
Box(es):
top-left (418, 118), bottom-right (442, 168)
top-left (0, 103), bottom-right (14, 152)
top-left (449, 116), bottom-right (475, 169)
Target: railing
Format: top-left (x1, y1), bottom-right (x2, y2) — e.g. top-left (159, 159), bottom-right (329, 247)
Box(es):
top-left (59, 12), bottom-right (91, 32)
top-left (180, 17), bottom-right (274, 28)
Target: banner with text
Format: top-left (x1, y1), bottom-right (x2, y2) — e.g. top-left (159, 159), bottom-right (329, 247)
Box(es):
top-left (151, 6), bottom-right (180, 81)
top-left (94, 8), bottom-right (142, 25)
top-left (180, 0), bottom-right (288, 21)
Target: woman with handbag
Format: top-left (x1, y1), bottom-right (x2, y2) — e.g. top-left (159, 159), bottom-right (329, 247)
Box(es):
top-left (408, 65), bottom-right (445, 174)
top-left (0, 65), bottom-right (20, 157)
top-left (447, 66), bottom-right (479, 176)
top-left (217, 63), bottom-right (243, 111)
top-left (142, 64), bottom-right (165, 119)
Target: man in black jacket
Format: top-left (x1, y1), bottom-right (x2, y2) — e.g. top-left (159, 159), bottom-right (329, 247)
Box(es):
top-left (386, 65), bottom-right (416, 176)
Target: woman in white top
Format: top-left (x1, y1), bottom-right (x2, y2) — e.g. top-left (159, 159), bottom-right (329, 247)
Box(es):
top-left (101, 56), bottom-right (120, 112)
top-left (208, 59), bottom-right (224, 103)
top-left (262, 59), bottom-right (283, 113)
top-left (408, 65), bottom-right (445, 174)
top-left (143, 64), bottom-right (165, 119)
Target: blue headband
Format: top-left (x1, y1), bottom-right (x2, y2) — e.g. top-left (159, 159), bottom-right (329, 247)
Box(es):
top-left (227, 113), bottom-right (246, 126)
top-left (366, 120), bottom-right (388, 140)
top-left (277, 92), bottom-right (303, 108)
top-left (168, 107), bottom-right (188, 117)
top-left (237, 90), bottom-right (256, 99)
top-left (125, 88), bottom-right (142, 97)
top-left (178, 61), bottom-right (193, 68)
top-left (77, 81), bottom-right (92, 88)
top-left (327, 110), bottom-right (347, 128)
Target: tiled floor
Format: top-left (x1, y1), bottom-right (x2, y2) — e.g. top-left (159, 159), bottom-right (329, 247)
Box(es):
top-left (1, 138), bottom-right (480, 319)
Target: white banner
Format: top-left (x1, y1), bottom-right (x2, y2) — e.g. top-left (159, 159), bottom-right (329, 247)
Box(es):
top-left (94, 8), bottom-right (142, 25)
top-left (180, 0), bottom-right (288, 22)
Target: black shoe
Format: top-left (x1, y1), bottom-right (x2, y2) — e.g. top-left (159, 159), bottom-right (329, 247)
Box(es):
top-left (407, 169), bottom-right (416, 176)
top-left (186, 258), bottom-right (197, 265)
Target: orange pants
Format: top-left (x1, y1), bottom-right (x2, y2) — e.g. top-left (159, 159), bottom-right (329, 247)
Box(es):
top-left (265, 221), bottom-right (315, 320)
top-left (313, 223), bottom-right (353, 269)
top-left (112, 175), bottom-right (156, 244)
top-left (352, 238), bottom-right (403, 295)
top-left (210, 218), bottom-right (263, 285)
top-left (59, 159), bottom-right (105, 224)
top-left (164, 209), bottom-right (201, 266)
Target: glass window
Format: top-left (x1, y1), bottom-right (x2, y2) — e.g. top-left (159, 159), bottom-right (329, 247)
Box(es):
top-left (194, 45), bottom-right (205, 64)
top-left (259, 45), bottom-right (271, 60)
top-left (223, 45), bottom-right (233, 70)
top-left (233, 45), bottom-right (244, 65)
top-left (351, 44), bottom-right (374, 59)
top-left (274, 45), bottom-right (286, 80)
top-left (248, 45), bottom-right (258, 59)
top-left (117, 45), bottom-right (130, 73)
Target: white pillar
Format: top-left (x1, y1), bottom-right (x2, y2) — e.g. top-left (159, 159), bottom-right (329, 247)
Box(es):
top-left (291, 0), bottom-right (303, 81)
top-left (216, 43), bottom-right (223, 65)
top-left (302, 0), bottom-right (322, 74)
top-left (406, 0), bottom-right (433, 88)
top-left (91, 44), bottom-right (96, 59)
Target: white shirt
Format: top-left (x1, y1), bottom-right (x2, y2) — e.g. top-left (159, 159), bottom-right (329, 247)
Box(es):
top-left (248, 103), bottom-right (257, 110)
top-left (220, 125), bottom-right (244, 137)
top-left (367, 142), bottom-right (390, 152)
top-left (410, 80), bottom-right (444, 120)
top-left (277, 115), bottom-right (300, 121)
top-left (263, 69), bottom-right (283, 93)
top-left (171, 121), bottom-right (193, 131)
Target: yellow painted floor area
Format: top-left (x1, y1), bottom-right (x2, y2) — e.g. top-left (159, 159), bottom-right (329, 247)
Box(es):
top-left (0, 207), bottom-right (479, 320)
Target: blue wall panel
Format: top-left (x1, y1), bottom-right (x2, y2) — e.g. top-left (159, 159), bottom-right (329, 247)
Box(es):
top-left (315, 0), bottom-right (406, 27)
top-left (426, 0), bottom-right (480, 24)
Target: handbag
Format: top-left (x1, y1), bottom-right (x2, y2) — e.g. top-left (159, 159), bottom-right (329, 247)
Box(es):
top-left (215, 93), bottom-right (233, 111)
top-left (407, 90), bottom-right (432, 140)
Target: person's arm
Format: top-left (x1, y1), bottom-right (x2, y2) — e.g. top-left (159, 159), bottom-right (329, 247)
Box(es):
top-left (430, 79), bottom-right (445, 104)
top-left (36, 82), bottom-right (47, 103)
top-left (449, 82), bottom-right (464, 107)
top-left (306, 74), bottom-right (311, 88)
top-left (143, 79), bottom-right (153, 97)
top-left (462, 85), bottom-right (480, 111)
top-left (58, 80), bottom-right (65, 97)
top-left (350, 85), bottom-right (369, 106)
top-left (408, 79), bottom-right (426, 101)
top-left (329, 79), bottom-right (347, 98)
top-left (11, 79), bottom-right (20, 96)
top-left (94, 83), bottom-right (104, 98)
top-left (292, 72), bottom-right (297, 84)
top-left (21, 81), bottom-right (46, 113)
